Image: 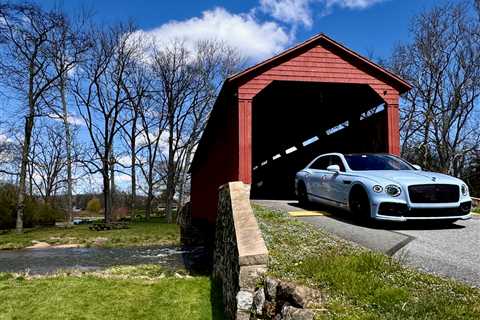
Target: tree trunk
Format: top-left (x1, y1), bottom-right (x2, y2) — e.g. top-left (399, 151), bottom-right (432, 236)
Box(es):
top-left (145, 164), bottom-right (154, 220)
top-left (110, 156), bottom-right (116, 219)
top-left (60, 74), bottom-right (73, 225)
top-left (130, 116), bottom-right (137, 218)
top-left (177, 147), bottom-right (194, 208)
top-left (165, 111), bottom-right (175, 224)
top-left (15, 111), bottom-right (35, 233)
top-left (103, 160), bottom-right (112, 223)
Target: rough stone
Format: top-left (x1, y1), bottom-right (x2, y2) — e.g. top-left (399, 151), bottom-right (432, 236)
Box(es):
top-left (263, 301), bottom-right (276, 319)
top-left (94, 237), bottom-right (108, 245)
top-left (253, 288), bottom-right (266, 315)
top-left (236, 310), bottom-right (251, 320)
top-left (239, 265), bottom-right (267, 290)
top-left (281, 305), bottom-right (314, 320)
top-left (237, 290), bottom-right (254, 311)
top-left (277, 281), bottom-right (323, 308)
top-left (265, 277), bottom-right (279, 300)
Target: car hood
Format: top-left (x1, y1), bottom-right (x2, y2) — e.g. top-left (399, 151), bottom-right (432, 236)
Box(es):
top-left (350, 170), bottom-right (463, 186)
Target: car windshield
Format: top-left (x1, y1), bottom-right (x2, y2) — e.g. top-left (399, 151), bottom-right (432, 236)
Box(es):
top-left (344, 154), bottom-right (414, 171)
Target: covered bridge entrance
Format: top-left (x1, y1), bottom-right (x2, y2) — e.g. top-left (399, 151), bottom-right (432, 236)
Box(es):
top-left (190, 34), bottom-right (411, 223)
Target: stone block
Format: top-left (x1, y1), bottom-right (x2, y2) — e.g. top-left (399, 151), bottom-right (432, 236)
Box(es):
top-left (281, 305), bottom-right (314, 320)
top-left (265, 277), bottom-right (279, 300)
top-left (237, 290), bottom-right (254, 311)
top-left (253, 288), bottom-right (265, 315)
top-left (277, 281), bottom-right (323, 308)
top-left (239, 265), bottom-right (267, 290)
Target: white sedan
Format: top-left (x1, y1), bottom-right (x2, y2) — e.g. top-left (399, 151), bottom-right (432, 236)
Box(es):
top-left (295, 153), bottom-right (472, 222)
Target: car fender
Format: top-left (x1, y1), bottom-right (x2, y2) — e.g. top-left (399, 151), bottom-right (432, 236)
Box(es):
top-left (348, 180), bottom-right (373, 205)
top-left (295, 170), bottom-right (310, 194)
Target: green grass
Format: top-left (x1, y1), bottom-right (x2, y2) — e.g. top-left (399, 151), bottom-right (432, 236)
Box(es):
top-left (472, 206), bottom-right (480, 214)
top-left (0, 217), bottom-right (179, 250)
top-left (253, 205), bottom-right (480, 320)
top-left (0, 265), bottom-right (223, 320)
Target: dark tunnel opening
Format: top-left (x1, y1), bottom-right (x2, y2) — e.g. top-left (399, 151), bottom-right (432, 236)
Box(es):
top-left (251, 80), bottom-right (388, 200)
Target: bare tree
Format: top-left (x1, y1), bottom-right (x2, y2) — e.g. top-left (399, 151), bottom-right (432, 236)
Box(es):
top-left (136, 93), bottom-right (167, 219)
top-left (119, 55), bottom-right (153, 218)
top-left (45, 8), bottom-right (90, 224)
top-left (73, 24), bottom-right (140, 223)
top-left (0, 4), bottom-right (66, 233)
top-left (29, 123), bottom-right (67, 203)
top-left (389, 1), bottom-right (480, 177)
top-left (151, 40), bottom-right (242, 222)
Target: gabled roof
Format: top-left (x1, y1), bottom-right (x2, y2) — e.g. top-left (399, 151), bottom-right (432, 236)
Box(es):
top-left (227, 33), bottom-right (412, 94)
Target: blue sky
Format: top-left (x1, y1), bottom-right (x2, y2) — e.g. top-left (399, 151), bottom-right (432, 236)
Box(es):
top-left (36, 0), bottom-right (448, 63)
top-left (3, 0), bottom-right (456, 192)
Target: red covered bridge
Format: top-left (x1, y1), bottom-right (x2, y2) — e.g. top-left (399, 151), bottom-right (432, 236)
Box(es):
top-left (190, 33), bottom-right (411, 223)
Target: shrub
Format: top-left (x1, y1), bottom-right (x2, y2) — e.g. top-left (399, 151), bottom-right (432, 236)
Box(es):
top-left (23, 198), bottom-right (62, 227)
top-left (0, 183), bottom-right (62, 229)
top-left (0, 184), bottom-right (17, 229)
top-left (86, 197), bottom-right (102, 214)
top-left (112, 207), bottom-right (129, 221)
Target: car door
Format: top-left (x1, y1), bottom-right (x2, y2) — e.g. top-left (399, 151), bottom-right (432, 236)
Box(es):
top-left (306, 156), bottom-right (330, 202)
top-left (323, 155), bottom-right (349, 207)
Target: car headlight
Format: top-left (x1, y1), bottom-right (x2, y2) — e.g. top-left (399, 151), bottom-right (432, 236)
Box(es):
top-left (461, 184), bottom-right (469, 196)
top-left (385, 185), bottom-right (401, 197)
top-left (372, 185), bottom-right (383, 193)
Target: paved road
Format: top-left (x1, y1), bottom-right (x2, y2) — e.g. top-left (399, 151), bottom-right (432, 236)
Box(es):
top-left (253, 200), bottom-right (480, 287)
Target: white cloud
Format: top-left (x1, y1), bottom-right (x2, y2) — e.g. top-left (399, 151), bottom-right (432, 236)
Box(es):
top-left (0, 134), bottom-right (13, 143)
top-left (115, 174), bottom-right (131, 183)
top-left (137, 7), bottom-right (291, 62)
top-left (259, 0), bottom-right (386, 27)
top-left (325, 0), bottom-right (385, 9)
top-left (48, 113), bottom-right (85, 126)
top-left (260, 0), bottom-right (314, 27)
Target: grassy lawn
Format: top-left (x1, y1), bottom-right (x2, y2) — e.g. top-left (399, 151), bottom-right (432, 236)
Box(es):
top-left (0, 265), bottom-right (223, 320)
top-left (0, 217), bottom-right (179, 250)
top-left (254, 205), bottom-right (480, 320)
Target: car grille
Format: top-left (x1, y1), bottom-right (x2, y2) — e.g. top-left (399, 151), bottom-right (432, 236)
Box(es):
top-left (408, 184), bottom-right (459, 203)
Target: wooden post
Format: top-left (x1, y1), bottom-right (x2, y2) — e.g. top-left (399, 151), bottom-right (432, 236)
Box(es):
top-left (238, 98), bottom-right (252, 183)
top-left (386, 102), bottom-right (400, 155)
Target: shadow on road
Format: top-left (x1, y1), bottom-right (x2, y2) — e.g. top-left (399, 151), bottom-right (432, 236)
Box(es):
top-left (287, 201), bottom-right (466, 231)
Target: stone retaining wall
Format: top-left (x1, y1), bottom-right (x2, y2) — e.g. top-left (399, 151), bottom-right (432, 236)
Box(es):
top-left (213, 181), bottom-right (268, 320)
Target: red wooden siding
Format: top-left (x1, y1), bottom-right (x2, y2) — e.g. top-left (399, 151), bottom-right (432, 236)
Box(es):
top-left (238, 43), bottom-right (399, 104)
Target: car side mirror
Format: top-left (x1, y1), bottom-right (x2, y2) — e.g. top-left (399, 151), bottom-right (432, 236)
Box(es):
top-left (412, 164), bottom-right (422, 171)
top-left (327, 164), bottom-right (340, 173)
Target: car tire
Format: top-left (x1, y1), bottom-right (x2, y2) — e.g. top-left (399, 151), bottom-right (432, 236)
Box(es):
top-left (297, 182), bottom-right (309, 206)
top-left (349, 187), bottom-right (371, 221)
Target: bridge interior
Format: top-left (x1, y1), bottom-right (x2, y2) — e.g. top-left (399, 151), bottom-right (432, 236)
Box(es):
top-left (251, 80), bottom-right (388, 199)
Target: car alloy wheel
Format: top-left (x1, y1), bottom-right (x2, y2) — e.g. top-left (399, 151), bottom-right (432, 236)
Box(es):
top-left (350, 188), bottom-right (371, 220)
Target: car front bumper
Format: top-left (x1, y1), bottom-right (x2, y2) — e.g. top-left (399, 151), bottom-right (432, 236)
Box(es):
top-left (371, 200), bottom-right (473, 222)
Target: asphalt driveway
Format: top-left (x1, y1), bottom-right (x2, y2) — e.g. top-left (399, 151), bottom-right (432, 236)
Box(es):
top-left (252, 199), bottom-right (480, 287)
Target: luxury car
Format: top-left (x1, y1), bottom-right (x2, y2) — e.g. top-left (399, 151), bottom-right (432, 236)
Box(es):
top-left (295, 153), bottom-right (472, 221)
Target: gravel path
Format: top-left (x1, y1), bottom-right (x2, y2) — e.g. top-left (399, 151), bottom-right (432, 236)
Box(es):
top-left (253, 199), bottom-right (480, 287)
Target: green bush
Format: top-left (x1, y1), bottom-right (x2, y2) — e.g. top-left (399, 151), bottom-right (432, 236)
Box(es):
top-left (0, 183), bottom-right (62, 230)
top-left (86, 197), bottom-right (102, 214)
top-left (0, 184), bottom-right (17, 229)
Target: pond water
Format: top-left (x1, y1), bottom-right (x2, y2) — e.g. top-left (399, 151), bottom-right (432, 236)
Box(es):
top-left (0, 245), bottom-right (210, 275)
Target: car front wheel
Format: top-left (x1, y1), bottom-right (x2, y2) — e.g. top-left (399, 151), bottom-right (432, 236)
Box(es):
top-left (349, 187), bottom-right (371, 220)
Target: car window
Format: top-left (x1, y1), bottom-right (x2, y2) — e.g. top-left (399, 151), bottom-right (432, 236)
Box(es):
top-left (330, 155), bottom-right (345, 172)
top-left (344, 154), bottom-right (414, 171)
top-left (309, 156), bottom-right (329, 170)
